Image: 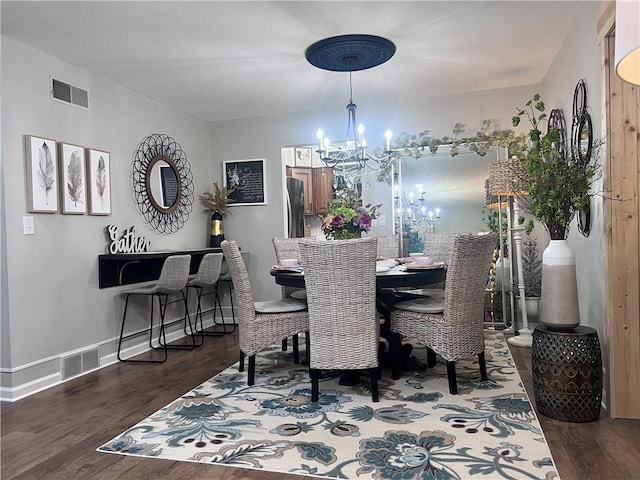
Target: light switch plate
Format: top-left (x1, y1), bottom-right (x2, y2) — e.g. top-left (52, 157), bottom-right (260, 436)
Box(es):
top-left (23, 216), bottom-right (35, 235)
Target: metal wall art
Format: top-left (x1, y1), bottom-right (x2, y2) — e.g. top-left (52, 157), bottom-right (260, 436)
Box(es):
top-left (571, 79), bottom-right (593, 237)
top-left (132, 133), bottom-right (194, 233)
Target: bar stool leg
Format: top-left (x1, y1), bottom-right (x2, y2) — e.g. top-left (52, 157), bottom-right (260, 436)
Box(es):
top-left (192, 285), bottom-right (225, 337)
top-left (158, 292), bottom-right (197, 350)
top-left (118, 293), bottom-right (168, 363)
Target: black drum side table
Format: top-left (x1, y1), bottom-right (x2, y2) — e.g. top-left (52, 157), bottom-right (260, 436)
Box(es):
top-left (531, 325), bottom-right (602, 422)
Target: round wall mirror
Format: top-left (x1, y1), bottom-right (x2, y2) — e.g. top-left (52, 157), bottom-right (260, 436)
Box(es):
top-left (146, 156), bottom-right (182, 213)
top-left (132, 133), bottom-right (194, 233)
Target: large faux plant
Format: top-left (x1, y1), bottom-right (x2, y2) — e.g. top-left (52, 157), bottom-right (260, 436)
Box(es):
top-left (512, 236), bottom-right (542, 297)
top-left (512, 94), bottom-right (596, 240)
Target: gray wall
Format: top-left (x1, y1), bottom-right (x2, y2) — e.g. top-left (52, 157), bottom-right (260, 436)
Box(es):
top-left (1, 38), bottom-right (212, 398)
top-left (1, 2), bottom-right (608, 402)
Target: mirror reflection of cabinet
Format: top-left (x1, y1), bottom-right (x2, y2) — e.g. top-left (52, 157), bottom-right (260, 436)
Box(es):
top-left (289, 167), bottom-right (313, 214)
top-left (287, 166), bottom-right (334, 216)
top-left (312, 167), bottom-right (333, 216)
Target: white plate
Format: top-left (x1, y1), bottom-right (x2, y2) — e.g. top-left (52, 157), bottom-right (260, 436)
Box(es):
top-left (405, 262), bottom-right (445, 270)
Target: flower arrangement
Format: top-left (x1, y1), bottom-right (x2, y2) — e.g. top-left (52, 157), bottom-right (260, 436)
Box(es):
top-left (198, 181), bottom-right (235, 216)
top-left (321, 189), bottom-right (381, 240)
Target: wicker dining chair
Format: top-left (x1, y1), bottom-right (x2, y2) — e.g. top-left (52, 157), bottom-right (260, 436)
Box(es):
top-left (185, 252), bottom-right (226, 342)
top-left (299, 237), bottom-right (380, 402)
top-left (117, 254), bottom-right (193, 363)
top-left (272, 236), bottom-right (312, 301)
top-left (375, 234), bottom-right (400, 259)
top-left (215, 249), bottom-right (250, 331)
top-left (220, 240), bottom-right (309, 386)
top-left (395, 232), bottom-right (457, 298)
top-left (389, 233), bottom-right (497, 394)
top-left (272, 236), bottom-right (313, 352)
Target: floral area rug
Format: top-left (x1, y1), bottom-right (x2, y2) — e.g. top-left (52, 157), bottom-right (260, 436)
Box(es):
top-left (98, 331), bottom-right (558, 479)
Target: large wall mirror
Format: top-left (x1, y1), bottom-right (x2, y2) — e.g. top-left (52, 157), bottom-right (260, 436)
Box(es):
top-left (362, 146), bottom-right (502, 238)
top-left (132, 133), bottom-right (194, 234)
top-left (283, 144), bottom-right (502, 241)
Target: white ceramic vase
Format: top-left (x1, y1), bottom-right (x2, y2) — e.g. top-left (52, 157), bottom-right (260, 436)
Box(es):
top-left (539, 239), bottom-right (580, 331)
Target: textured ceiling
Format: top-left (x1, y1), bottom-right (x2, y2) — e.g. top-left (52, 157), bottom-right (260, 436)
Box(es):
top-left (1, 1), bottom-right (585, 123)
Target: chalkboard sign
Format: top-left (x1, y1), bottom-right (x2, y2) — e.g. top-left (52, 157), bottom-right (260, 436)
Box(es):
top-left (223, 159), bottom-right (267, 206)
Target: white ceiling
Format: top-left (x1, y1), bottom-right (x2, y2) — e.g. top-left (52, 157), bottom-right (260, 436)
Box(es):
top-left (1, 1), bottom-right (585, 123)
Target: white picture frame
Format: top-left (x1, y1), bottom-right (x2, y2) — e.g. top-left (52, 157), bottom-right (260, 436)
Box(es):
top-left (58, 142), bottom-right (87, 214)
top-left (25, 135), bottom-right (59, 213)
top-left (86, 148), bottom-right (112, 215)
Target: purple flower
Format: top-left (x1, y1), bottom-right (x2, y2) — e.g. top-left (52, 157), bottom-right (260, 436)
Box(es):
top-left (332, 214), bottom-right (345, 227)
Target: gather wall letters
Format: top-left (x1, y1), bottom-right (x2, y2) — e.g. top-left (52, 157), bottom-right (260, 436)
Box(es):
top-left (106, 225), bottom-right (151, 254)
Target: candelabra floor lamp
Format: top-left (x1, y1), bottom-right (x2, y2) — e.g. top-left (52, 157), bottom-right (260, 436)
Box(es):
top-left (489, 158), bottom-right (532, 347)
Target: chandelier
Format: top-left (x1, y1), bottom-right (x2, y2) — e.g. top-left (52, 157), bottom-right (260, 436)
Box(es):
top-left (393, 175), bottom-right (442, 232)
top-left (305, 34), bottom-right (396, 180)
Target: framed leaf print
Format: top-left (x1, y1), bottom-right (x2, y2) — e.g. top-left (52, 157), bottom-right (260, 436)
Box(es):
top-left (86, 148), bottom-right (111, 215)
top-left (58, 142), bottom-right (87, 214)
top-left (25, 135), bottom-right (59, 213)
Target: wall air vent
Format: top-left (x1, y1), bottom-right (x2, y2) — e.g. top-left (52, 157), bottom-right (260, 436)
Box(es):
top-left (61, 348), bottom-right (99, 380)
top-left (50, 77), bottom-right (90, 110)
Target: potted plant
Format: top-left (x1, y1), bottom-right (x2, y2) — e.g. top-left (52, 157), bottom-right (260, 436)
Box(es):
top-left (512, 94), bottom-right (598, 331)
top-left (199, 182), bottom-right (234, 247)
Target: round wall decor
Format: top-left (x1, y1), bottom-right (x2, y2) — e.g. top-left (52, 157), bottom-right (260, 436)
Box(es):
top-left (132, 133), bottom-right (194, 233)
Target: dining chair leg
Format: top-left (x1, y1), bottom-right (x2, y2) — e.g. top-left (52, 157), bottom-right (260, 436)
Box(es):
top-left (427, 348), bottom-right (437, 368)
top-left (303, 332), bottom-right (310, 366)
top-left (369, 368), bottom-right (379, 402)
top-left (478, 351), bottom-right (488, 381)
top-left (282, 338), bottom-right (288, 351)
top-left (239, 351), bottom-right (245, 372)
top-left (446, 361), bottom-right (458, 395)
top-left (248, 355), bottom-right (256, 386)
top-left (389, 332), bottom-right (402, 380)
top-left (292, 334), bottom-right (300, 364)
top-left (310, 369), bottom-right (321, 402)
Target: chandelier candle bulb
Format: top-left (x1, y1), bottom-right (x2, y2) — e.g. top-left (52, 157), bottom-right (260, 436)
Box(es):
top-left (385, 130), bottom-right (392, 151)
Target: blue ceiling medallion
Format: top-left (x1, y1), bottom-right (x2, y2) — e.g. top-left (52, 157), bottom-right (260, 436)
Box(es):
top-left (305, 34), bottom-right (396, 72)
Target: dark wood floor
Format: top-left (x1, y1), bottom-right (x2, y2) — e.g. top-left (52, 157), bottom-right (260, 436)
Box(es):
top-left (2, 331), bottom-right (639, 480)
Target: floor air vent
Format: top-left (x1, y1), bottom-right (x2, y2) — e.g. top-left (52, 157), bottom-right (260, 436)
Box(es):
top-left (61, 348), bottom-right (99, 380)
top-left (50, 77), bottom-right (89, 110)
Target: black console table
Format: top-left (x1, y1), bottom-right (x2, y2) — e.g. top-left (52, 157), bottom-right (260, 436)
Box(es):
top-left (98, 248), bottom-right (222, 289)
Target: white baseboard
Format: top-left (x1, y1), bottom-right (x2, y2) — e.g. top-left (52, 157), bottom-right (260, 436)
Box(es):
top-left (0, 310), bottom-right (235, 402)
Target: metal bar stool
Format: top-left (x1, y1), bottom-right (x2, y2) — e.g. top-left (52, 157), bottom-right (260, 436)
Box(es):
top-left (185, 252), bottom-right (227, 342)
top-left (117, 254), bottom-right (193, 363)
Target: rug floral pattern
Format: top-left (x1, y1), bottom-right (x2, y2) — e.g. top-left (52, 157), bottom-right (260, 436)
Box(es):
top-left (99, 331), bottom-right (558, 479)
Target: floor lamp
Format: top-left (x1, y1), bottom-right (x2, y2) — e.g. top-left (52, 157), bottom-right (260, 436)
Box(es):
top-left (489, 158), bottom-right (532, 347)
top-left (484, 179), bottom-right (511, 330)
